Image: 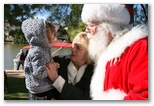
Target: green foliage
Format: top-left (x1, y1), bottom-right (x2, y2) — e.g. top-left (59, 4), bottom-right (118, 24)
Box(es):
top-left (67, 4), bottom-right (83, 27)
top-left (14, 34), bottom-right (27, 44)
top-left (67, 21), bottom-right (86, 41)
top-left (5, 4), bottom-right (31, 26)
top-left (47, 4), bottom-right (83, 27)
top-left (4, 4), bottom-right (49, 26)
top-left (4, 4), bottom-right (148, 44)
top-left (4, 4), bottom-right (47, 44)
top-left (47, 4), bottom-right (70, 25)
top-left (47, 4), bottom-right (84, 42)
top-left (134, 4), bottom-right (148, 25)
top-left (9, 30), bottom-right (27, 44)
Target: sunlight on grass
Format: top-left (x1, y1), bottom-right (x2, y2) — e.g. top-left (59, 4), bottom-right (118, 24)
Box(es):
top-left (4, 77), bottom-right (28, 100)
top-left (4, 92), bottom-right (28, 100)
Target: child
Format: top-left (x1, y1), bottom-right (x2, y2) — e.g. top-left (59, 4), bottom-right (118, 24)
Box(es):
top-left (16, 49), bottom-right (25, 70)
top-left (21, 18), bottom-right (59, 100)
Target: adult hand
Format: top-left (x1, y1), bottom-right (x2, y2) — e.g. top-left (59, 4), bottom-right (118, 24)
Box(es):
top-left (46, 61), bottom-right (60, 82)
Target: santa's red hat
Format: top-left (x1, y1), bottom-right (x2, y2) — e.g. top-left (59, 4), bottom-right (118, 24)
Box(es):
top-left (81, 4), bottom-right (131, 25)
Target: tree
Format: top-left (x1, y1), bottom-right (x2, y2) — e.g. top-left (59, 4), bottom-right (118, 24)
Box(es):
top-left (4, 4), bottom-right (49, 43)
top-left (134, 4), bottom-right (148, 25)
top-left (47, 4), bottom-right (70, 26)
top-left (5, 4), bottom-right (31, 26)
top-left (124, 4), bottom-right (148, 25)
top-left (4, 4), bottom-right (50, 26)
top-left (47, 4), bottom-right (85, 41)
top-left (64, 4), bottom-right (84, 41)
top-left (4, 4), bottom-right (148, 43)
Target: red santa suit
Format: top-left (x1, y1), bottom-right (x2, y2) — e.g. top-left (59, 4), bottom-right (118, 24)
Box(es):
top-left (90, 25), bottom-right (148, 100)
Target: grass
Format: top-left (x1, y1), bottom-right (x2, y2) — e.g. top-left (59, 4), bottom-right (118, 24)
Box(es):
top-left (4, 77), bottom-right (28, 100)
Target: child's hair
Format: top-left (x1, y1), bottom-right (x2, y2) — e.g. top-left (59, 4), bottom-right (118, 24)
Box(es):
top-left (45, 21), bottom-right (56, 37)
top-left (45, 21), bottom-right (56, 42)
top-left (45, 21), bottom-right (55, 30)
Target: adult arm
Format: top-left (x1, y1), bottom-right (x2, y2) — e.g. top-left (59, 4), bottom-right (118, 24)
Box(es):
top-left (47, 55), bottom-right (93, 100)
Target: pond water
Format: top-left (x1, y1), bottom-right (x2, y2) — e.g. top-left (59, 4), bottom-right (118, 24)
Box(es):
top-left (4, 44), bottom-right (71, 70)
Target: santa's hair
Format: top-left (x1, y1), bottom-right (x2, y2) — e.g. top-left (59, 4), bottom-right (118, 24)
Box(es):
top-left (98, 22), bottom-right (132, 37)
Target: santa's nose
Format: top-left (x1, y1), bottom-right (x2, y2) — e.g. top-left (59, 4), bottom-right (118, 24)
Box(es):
top-left (85, 27), bottom-right (91, 33)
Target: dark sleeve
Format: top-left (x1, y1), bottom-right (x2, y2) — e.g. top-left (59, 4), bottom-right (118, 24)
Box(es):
top-left (60, 83), bottom-right (86, 100)
top-left (59, 65), bottom-right (94, 100)
top-left (53, 55), bottom-right (93, 100)
top-left (53, 55), bottom-right (70, 63)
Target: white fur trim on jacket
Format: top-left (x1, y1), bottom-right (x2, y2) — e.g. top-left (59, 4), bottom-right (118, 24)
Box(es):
top-left (90, 25), bottom-right (148, 100)
top-left (81, 4), bottom-right (130, 25)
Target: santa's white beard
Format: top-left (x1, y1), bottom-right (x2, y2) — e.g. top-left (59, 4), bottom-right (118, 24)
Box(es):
top-left (88, 28), bottom-right (109, 62)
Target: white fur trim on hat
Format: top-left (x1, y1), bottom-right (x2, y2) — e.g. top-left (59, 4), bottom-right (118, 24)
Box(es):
top-left (81, 4), bottom-right (130, 25)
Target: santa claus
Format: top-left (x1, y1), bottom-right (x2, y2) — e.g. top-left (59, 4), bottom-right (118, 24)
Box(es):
top-left (81, 4), bottom-right (148, 100)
